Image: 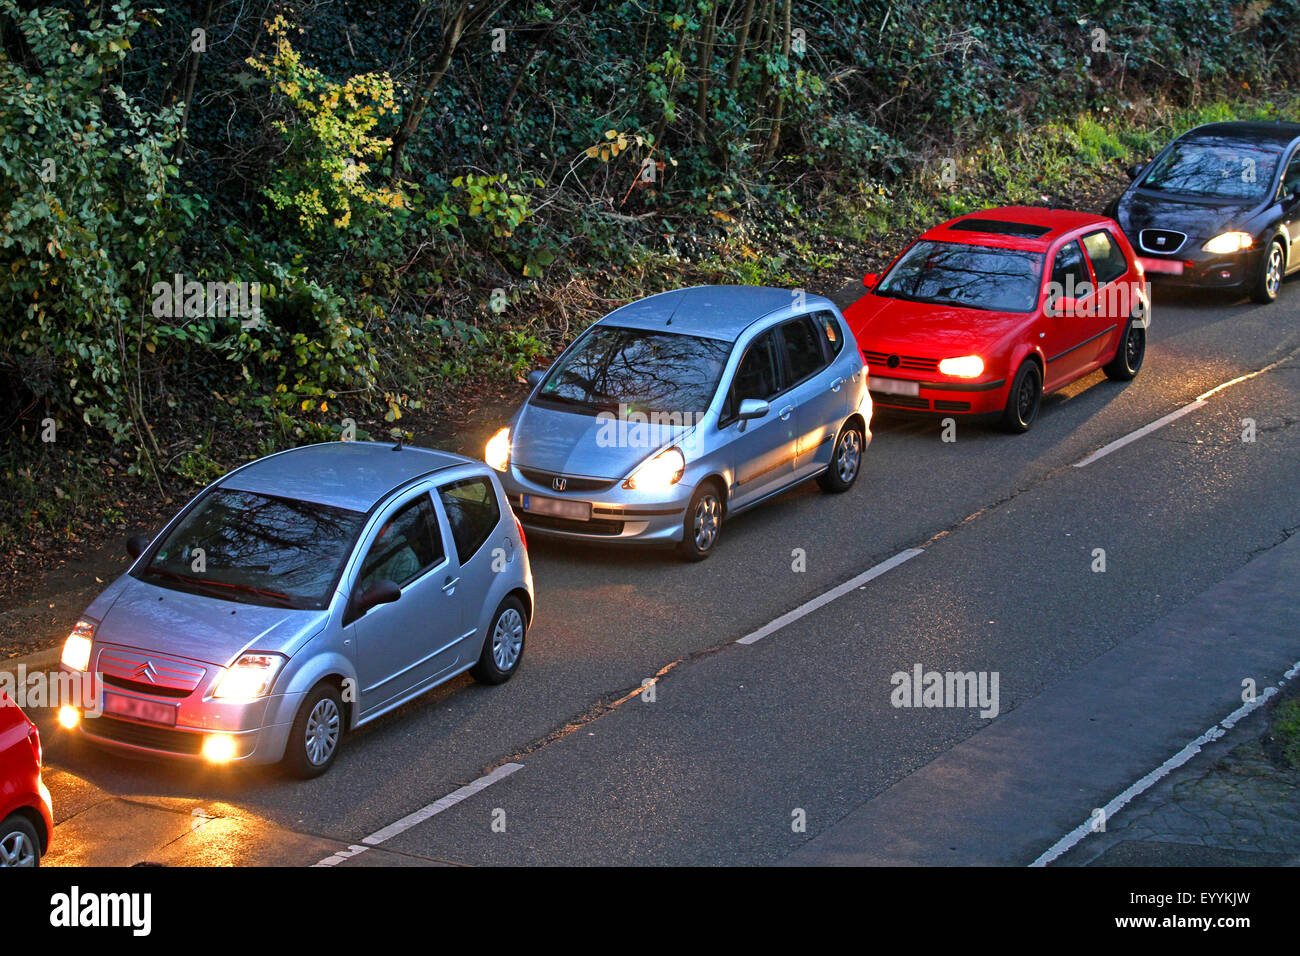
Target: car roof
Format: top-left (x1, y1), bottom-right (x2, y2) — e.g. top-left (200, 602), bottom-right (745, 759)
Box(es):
top-left (1179, 121), bottom-right (1300, 149)
top-left (921, 206), bottom-right (1114, 252)
top-left (220, 441), bottom-right (469, 512)
top-left (599, 285), bottom-right (833, 341)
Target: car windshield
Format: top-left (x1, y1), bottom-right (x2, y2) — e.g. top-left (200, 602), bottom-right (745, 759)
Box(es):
top-left (531, 325), bottom-right (731, 417)
top-left (1140, 142), bottom-right (1281, 201)
top-left (875, 240), bottom-right (1044, 313)
top-left (135, 489), bottom-right (366, 609)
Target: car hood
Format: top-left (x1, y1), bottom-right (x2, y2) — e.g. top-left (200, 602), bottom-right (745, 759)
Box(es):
top-left (1117, 189), bottom-right (1261, 244)
top-left (511, 401), bottom-right (697, 480)
top-left (845, 294), bottom-right (1024, 359)
top-left (95, 576), bottom-right (330, 667)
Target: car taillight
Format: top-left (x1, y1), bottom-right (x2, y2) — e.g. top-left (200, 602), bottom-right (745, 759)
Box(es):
top-left (28, 726), bottom-right (41, 767)
top-left (513, 513), bottom-right (527, 551)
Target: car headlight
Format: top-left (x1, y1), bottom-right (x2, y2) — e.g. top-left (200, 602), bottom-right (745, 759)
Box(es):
top-left (61, 619), bottom-right (95, 671)
top-left (213, 653), bottom-right (286, 700)
top-left (937, 355), bottom-right (984, 378)
top-left (623, 447), bottom-right (685, 491)
top-left (1202, 232), bottom-right (1253, 254)
top-left (485, 427), bottom-right (510, 472)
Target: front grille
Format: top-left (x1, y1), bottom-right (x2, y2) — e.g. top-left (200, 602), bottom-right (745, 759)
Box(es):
top-left (97, 646), bottom-right (207, 694)
top-left (517, 468), bottom-right (617, 493)
top-left (102, 675), bottom-right (192, 699)
top-left (520, 514), bottom-right (625, 536)
top-left (1138, 229), bottom-right (1187, 255)
top-left (933, 399), bottom-right (973, 412)
top-left (83, 716), bottom-right (205, 755)
top-left (870, 392), bottom-right (930, 410)
top-left (861, 350), bottom-right (940, 372)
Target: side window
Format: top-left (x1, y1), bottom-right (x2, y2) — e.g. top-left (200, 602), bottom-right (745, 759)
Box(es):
top-left (1284, 155), bottom-right (1300, 196)
top-left (358, 495), bottom-right (443, 592)
top-left (438, 477), bottom-right (500, 563)
top-left (814, 311), bottom-right (845, 356)
top-left (1050, 240), bottom-right (1093, 303)
top-left (1082, 230), bottom-right (1128, 286)
top-left (779, 316), bottom-right (827, 383)
top-left (726, 330), bottom-right (783, 419)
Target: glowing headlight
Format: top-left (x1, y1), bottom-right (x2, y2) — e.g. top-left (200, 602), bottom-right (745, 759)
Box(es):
top-left (213, 653), bottom-right (285, 700)
top-left (202, 734), bottom-right (237, 763)
top-left (61, 619), bottom-right (95, 671)
top-left (1201, 232), bottom-right (1253, 255)
top-left (485, 427), bottom-right (511, 472)
top-left (937, 355), bottom-right (985, 378)
top-left (624, 447), bottom-right (686, 491)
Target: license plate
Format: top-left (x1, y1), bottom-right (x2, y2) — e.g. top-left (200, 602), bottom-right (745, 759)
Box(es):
top-left (869, 376), bottom-right (921, 397)
top-left (521, 494), bottom-right (591, 521)
top-left (102, 692), bottom-right (177, 726)
top-left (1139, 257), bottom-right (1184, 275)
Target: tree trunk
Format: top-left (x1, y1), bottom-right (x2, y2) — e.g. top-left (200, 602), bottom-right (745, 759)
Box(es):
top-left (726, 0), bottom-right (758, 92)
top-left (761, 0), bottom-right (792, 163)
top-left (694, 1), bottom-right (717, 143)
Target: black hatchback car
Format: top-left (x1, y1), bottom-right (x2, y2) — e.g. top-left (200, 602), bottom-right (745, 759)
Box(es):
top-left (1105, 121), bottom-right (1300, 303)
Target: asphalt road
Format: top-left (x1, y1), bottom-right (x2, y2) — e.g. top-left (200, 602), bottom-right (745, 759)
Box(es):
top-left (29, 277), bottom-right (1300, 866)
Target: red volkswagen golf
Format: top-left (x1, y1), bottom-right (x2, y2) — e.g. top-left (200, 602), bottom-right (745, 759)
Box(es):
top-left (845, 207), bottom-right (1149, 432)
top-left (0, 692), bottom-right (53, 866)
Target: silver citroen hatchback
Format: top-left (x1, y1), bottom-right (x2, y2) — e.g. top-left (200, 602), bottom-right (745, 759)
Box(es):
top-left (58, 441), bottom-right (533, 777)
top-left (485, 286), bottom-right (872, 559)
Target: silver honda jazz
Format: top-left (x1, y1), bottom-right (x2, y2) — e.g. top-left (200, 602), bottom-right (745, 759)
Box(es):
top-left (485, 285), bottom-right (872, 559)
top-left (58, 441), bottom-right (533, 777)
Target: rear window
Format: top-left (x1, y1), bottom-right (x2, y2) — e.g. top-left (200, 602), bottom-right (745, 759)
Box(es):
top-left (438, 478), bottom-right (501, 563)
top-left (814, 311), bottom-right (845, 355)
top-left (1082, 230), bottom-right (1128, 286)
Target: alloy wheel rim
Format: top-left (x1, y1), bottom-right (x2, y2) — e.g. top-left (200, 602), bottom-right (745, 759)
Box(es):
top-left (0, 830), bottom-right (36, 867)
top-left (837, 429), bottom-right (862, 483)
top-left (305, 697), bottom-right (340, 765)
top-left (1126, 325), bottom-right (1144, 370)
top-left (693, 495), bottom-right (720, 551)
top-left (1018, 372), bottom-right (1039, 424)
top-left (1267, 246), bottom-right (1283, 297)
top-left (492, 608), bottom-right (525, 670)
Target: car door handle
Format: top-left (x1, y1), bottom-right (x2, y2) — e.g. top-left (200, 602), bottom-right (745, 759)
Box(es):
top-left (442, 576), bottom-right (459, 595)
top-left (779, 405), bottom-right (794, 421)
top-left (829, 377), bottom-right (844, 392)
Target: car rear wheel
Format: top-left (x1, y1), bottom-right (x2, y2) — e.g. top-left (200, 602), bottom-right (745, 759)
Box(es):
top-left (999, 360), bottom-right (1042, 433)
top-left (1249, 239), bottom-right (1285, 304)
top-left (678, 481), bottom-right (723, 561)
top-left (0, 814), bottom-right (40, 867)
top-left (284, 682), bottom-right (344, 779)
top-left (817, 421), bottom-right (865, 493)
top-left (471, 596), bottom-right (528, 685)
top-left (1103, 315), bottom-right (1146, 381)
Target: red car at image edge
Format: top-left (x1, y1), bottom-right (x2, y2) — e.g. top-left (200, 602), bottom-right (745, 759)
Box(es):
top-left (0, 692), bottom-right (53, 867)
top-left (845, 206), bottom-right (1149, 432)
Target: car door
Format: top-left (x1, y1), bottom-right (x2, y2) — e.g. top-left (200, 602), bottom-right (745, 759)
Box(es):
top-left (346, 491), bottom-right (458, 717)
top-left (1280, 151), bottom-right (1300, 269)
top-left (720, 328), bottom-right (795, 508)
top-left (435, 476), bottom-right (504, 663)
top-left (776, 314), bottom-right (841, 479)
top-left (1079, 229), bottom-right (1132, 368)
top-left (1042, 238), bottom-right (1098, 388)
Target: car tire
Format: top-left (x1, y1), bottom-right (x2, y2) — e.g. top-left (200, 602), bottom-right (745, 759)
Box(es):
top-left (1249, 238), bottom-right (1285, 304)
top-left (677, 480), bottom-right (724, 562)
top-left (1103, 314), bottom-right (1146, 381)
top-left (0, 814), bottom-right (41, 867)
top-left (284, 682), bottom-right (344, 779)
top-left (470, 596), bottom-right (528, 685)
top-left (999, 360), bottom-right (1042, 433)
top-left (817, 421), bottom-right (865, 493)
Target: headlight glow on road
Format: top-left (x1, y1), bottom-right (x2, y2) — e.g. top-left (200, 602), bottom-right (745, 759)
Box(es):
top-left (938, 355), bottom-right (985, 378)
top-left (60, 619), bottom-right (95, 671)
top-left (1201, 231), bottom-right (1253, 254)
top-left (213, 653), bottom-right (285, 700)
top-left (624, 447), bottom-right (686, 490)
top-left (485, 427), bottom-right (511, 472)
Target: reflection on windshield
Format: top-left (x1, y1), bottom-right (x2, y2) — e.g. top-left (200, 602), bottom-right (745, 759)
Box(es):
top-left (138, 489), bottom-right (365, 609)
top-left (533, 325), bottom-right (730, 417)
top-left (1141, 141), bottom-right (1281, 200)
top-left (875, 240), bottom-right (1044, 313)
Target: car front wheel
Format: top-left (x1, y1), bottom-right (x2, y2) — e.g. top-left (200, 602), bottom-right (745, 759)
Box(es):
top-left (1249, 239), bottom-right (1285, 304)
top-left (284, 682), bottom-right (344, 779)
top-left (0, 814), bottom-right (41, 867)
top-left (999, 360), bottom-right (1042, 433)
top-left (678, 481), bottom-right (723, 561)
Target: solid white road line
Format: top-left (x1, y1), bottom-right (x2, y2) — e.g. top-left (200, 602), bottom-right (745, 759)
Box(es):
top-left (1072, 400), bottom-right (1206, 468)
top-left (312, 762), bottom-right (524, 866)
top-left (736, 548), bottom-right (924, 645)
top-left (1029, 658), bottom-right (1300, 867)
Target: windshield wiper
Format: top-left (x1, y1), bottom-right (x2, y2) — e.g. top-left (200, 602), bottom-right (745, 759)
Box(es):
top-left (145, 567), bottom-right (299, 607)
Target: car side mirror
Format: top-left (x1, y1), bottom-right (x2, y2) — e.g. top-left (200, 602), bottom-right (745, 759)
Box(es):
top-left (126, 535), bottom-right (149, 560)
top-left (862, 272), bottom-right (879, 289)
top-left (351, 580), bottom-right (401, 620)
top-left (1126, 163), bottom-right (1146, 181)
top-left (526, 369), bottom-right (546, 389)
top-left (737, 398), bottom-right (770, 422)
